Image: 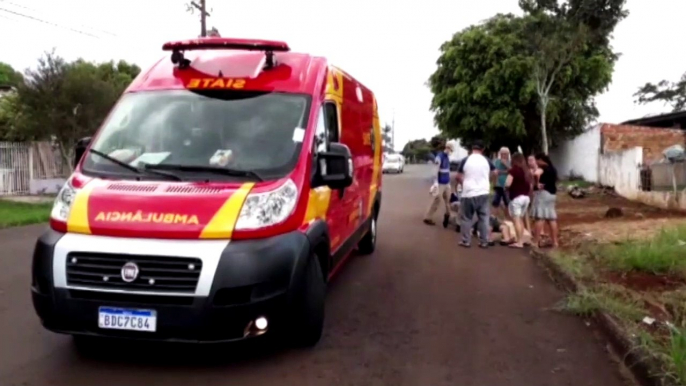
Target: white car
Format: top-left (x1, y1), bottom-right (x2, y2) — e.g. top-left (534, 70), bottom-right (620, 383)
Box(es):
top-left (382, 154), bottom-right (404, 174)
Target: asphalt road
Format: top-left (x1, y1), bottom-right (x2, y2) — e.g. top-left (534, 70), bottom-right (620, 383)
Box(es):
top-left (0, 165), bottom-right (632, 386)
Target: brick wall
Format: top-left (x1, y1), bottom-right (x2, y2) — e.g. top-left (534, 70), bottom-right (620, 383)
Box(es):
top-left (600, 123), bottom-right (686, 164)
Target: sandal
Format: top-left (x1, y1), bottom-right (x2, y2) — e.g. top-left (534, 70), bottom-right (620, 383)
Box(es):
top-left (508, 243), bottom-right (524, 249)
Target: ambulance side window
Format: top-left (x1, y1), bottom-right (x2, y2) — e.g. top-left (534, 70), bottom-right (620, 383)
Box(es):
top-left (314, 106), bottom-right (328, 153)
top-left (323, 102), bottom-right (339, 143)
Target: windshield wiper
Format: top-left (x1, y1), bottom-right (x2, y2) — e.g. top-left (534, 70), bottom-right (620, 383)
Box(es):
top-left (87, 149), bottom-right (183, 181)
top-left (143, 163), bottom-right (264, 182)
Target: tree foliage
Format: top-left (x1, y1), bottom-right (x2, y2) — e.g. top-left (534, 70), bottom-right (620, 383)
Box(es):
top-left (429, 134), bottom-right (445, 153)
top-left (401, 138), bottom-right (432, 161)
top-left (382, 123), bottom-right (393, 152)
top-left (635, 72), bottom-right (686, 112)
top-left (429, 0), bottom-right (627, 152)
top-left (0, 51), bottom-right (140, 168)
top-left (526, 14), bottom-right (591, 154)
top-left (0, 62), bottom-right (23, 88)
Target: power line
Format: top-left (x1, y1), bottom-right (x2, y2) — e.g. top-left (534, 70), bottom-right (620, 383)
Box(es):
top-left (0, 7), bottom-right (101, 38)
top-left (0, 0), bottom-right (118, 37)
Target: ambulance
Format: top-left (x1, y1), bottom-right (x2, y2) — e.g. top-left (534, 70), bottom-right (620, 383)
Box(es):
top-left (31, 37), bottom-right (383, 348)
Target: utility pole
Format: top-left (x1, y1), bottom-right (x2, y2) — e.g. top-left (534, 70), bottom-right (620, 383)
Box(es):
top-left (188, 0), bottom-right (211, 37)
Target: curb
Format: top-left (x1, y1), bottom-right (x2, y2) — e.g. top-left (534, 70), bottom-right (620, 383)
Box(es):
top-left (530, 249), bottom-right (669, 386)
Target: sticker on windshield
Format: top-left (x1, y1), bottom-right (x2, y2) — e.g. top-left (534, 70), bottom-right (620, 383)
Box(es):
top-left (130, 152), bottom-right (171, 167)
top-left (292, 128), bottom-right (305, 143)
top-left (209, 149), bottom-right (233, 167)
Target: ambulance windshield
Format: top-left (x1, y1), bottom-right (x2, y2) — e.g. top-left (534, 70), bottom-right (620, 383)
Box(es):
top-left (82, 90), bottom-right (311, 181)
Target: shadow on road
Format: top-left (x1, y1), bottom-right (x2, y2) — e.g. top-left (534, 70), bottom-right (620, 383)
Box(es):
top-left (71, 336), bottom-right (290, 368)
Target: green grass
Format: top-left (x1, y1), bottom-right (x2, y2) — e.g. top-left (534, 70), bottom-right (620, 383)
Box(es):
top-left (558, 287), bottom-right (644, 321)
top-left (634, 326), bottom-right (686, 385)
top-left (0, 199), bottom-right (53, 228)
top-left (552, 227), bottom-right (686, 385)
top-left (550, 250), bottom-right (596, 280)
top-left (600, 226), bottom-right (686, 278)
top-left (668, 326), bottom-right (686, 385)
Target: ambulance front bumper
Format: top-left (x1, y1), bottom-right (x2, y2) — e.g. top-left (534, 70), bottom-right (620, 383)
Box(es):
top-left (31, 229), bottom-right (311, 343)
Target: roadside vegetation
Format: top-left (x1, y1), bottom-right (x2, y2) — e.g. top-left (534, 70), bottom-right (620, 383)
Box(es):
top-left (553, 225), bottom-right (686, 385)
top-left (0, 199), bottom-right (52, 228)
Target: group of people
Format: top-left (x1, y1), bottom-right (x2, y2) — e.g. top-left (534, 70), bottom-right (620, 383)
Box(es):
top-left (423, 140), bottom-right (559, 250)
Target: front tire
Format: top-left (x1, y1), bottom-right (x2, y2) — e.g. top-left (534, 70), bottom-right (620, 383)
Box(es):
top-left (289, 254), bottom-right (326, 348)
top-left (358, 213), bottom-right (377, 255)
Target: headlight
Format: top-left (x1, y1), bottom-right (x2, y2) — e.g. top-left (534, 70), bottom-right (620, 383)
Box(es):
top-left (235, 179), bottom-right (299, 230)
top-left (50, 180), bottom-right (78, 222)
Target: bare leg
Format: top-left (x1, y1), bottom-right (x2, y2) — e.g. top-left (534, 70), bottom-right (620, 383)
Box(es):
top-left (524, 212), bottom-right (531, 233)
top-left (533, 219), bottom-right (544, 246)
top-left (548, 220), bottom-right (559, 247)
top-left (500, 225), bottom-right (512, 242)
top-left (424, 195), bottom-right (440, 224)
top-left (510, 216), bottom-right (525, 248)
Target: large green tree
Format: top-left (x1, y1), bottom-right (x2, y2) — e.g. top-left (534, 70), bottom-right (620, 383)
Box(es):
top-left (3, 51), bottom-right (140, 168)
top-left (0, 62), bottom-right (23, 88)
top-left (635, 72), bottom-right (686, 112)
top-left (402, 139), bottom-right (432, 162)
top-left (429, 0), bottom-right (627, 153)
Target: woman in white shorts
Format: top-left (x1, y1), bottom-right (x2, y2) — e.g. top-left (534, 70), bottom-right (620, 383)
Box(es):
top-left (504, 153), bottom-right (533, 248)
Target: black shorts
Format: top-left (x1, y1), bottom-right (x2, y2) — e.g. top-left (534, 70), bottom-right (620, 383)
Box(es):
top-left (492, 186), bottom-right (510, 207)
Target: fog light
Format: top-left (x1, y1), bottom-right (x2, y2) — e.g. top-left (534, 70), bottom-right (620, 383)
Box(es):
top-left (255, 316), bottom-right (268, 330)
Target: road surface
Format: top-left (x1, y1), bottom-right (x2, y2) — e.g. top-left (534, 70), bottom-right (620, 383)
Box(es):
top-left (0, 165), bottom-right (631, 386)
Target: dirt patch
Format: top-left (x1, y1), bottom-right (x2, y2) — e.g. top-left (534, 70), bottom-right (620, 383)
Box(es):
top-left (602, 271), bottom-right (686, 292)
top-left (557, 187), bottom-right (686, 247)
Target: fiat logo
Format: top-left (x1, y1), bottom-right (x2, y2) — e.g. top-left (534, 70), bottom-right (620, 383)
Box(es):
top-left (121, 262), bottom-right (139, 283)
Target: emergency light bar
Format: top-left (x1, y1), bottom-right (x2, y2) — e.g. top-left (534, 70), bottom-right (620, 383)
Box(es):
top-left (162, 37), bottom-right (290, 70)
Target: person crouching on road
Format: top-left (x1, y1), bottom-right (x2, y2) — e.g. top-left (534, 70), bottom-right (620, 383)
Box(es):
top-left (456, 140), bottom-right (497, 248)
top-left (472, 214), bottom-right (516, 245)
top-left (423, 143), bottom-right (454, 227)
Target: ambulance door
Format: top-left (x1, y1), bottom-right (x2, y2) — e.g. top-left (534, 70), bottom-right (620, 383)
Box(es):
top-left (338, 99), bottom-right (364, 238)
top-left (314, 102), bottom-right (350, 257)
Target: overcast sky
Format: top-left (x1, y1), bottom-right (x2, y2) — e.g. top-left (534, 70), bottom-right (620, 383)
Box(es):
top-left (1, 0), bottom-right (684, 150)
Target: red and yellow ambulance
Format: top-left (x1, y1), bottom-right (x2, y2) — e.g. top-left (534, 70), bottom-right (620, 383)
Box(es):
top-left (31, 37), bottom-right (383, 348)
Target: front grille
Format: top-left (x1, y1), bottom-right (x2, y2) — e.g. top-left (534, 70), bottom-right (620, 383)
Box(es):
top-left (68, 289), bottom-right (195, 306)
top-left (66, 252), bottom-right (202, 294)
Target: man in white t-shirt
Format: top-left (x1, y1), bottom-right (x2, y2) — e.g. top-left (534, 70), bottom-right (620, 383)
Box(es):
top-left (456, 140), bottom-right (496, 248)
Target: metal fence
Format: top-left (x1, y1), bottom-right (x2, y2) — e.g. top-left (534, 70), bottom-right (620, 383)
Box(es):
top-left (0, 142), bottom-right (70, 195)
top-left (639, 161), bottom-right (686, 192)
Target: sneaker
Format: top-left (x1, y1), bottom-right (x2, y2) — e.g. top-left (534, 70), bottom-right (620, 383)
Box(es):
top-left (459, 241), bottom-right (471, 248)
top-left (423, 219), bottom-right (436, 226)
top-left (479, 242), bottom-right (489, 249)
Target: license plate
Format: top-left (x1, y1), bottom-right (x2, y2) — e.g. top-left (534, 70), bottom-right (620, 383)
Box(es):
top-left (98, 307), bottom-right (157, 332)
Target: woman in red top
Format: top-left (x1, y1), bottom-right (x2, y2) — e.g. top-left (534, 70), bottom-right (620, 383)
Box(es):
top-left (505, 153), bottom-right (533, 248)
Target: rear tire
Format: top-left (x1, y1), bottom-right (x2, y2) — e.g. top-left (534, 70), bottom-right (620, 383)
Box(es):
top-left (289, 254), bottom-right (326, 348)
top-left (357, 213), bottom-right (377, 255)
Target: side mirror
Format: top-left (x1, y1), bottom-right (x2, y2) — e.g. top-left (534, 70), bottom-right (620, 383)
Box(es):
top-left (74, 137), bottom-right (92, 168)
top-left (314, 142), bottom-right (353, 190)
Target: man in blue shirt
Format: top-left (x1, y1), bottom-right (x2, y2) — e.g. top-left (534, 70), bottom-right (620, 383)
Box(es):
top-left (423, 143), bottom-right (454, 228)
